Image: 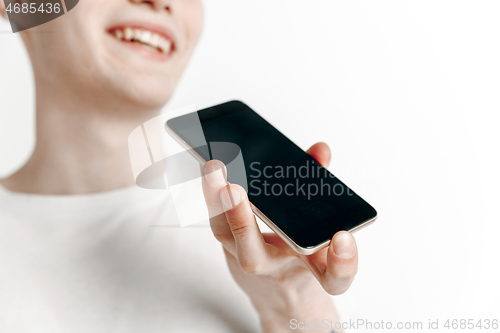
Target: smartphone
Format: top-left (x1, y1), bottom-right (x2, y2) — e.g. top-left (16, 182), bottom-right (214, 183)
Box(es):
top-left (166, 100), bottom-right (377, 255)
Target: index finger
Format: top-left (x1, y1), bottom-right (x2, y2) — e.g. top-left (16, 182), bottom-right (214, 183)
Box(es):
top-left (220, 184), bottom-right (272, 275)
top-left (201, 160), bottom-right (236, 254)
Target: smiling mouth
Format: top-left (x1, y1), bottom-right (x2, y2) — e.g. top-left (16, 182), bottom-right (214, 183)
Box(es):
top-left (109, 27), bottom-right (174, 56)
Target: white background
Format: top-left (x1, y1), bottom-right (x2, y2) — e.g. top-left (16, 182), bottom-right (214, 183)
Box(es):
top-left (1, 1), bottom-right (499, 331)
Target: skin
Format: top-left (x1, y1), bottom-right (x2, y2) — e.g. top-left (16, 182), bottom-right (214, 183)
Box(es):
top-left (1, 1), bottom-right (359, 332)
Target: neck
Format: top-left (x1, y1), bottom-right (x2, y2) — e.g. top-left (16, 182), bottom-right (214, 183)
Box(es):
top-left (1, 77), bottom-right (162, 195)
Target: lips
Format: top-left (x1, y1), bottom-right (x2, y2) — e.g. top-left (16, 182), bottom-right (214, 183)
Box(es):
top-left (108, 25), bottom-right (175, 58)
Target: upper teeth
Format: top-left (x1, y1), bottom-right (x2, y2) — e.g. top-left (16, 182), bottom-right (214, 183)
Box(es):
top-left (113, 27), bottom-right (172, 54)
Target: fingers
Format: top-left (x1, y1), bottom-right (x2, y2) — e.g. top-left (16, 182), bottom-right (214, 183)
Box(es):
top-left (202, 160), bottom-right (271, 273)
top-left (306, 142), bottom-right (331, 168)
top-left (220, 184), bottom-right (271, 275)
top-left (201, 160), bottom-right (236, 254)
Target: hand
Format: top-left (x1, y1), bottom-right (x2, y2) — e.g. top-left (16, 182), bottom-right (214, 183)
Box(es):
top-left (201, 142), bottom-right (358, 333)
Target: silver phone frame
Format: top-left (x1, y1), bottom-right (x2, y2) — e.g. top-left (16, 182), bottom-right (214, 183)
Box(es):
top-left (165, 123), bottom-right (377, 255)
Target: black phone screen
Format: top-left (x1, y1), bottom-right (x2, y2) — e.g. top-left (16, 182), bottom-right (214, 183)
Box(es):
top-left (167, 101), bottom-right (377, 249)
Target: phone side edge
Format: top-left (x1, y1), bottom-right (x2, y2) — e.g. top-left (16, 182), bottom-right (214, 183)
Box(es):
top-left (348, 214), bottom-right (378, 234)
top-left (250, 204), bottom-right (330, 256)
top-left (165, 123), bottom-right (207, 165)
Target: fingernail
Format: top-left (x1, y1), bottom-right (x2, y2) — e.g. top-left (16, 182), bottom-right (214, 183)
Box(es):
top-left (220, 185), bottom-right (242, 210)
top-left (332, 232), bottom-right (355, 258)
top-left (203, 162), bottom-right (226, 187)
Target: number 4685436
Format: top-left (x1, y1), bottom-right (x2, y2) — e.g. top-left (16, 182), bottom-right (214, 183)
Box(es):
top-left (444, 319), bottom-right (498, 330)
top-left (6, 2), bottom-right (61, 14)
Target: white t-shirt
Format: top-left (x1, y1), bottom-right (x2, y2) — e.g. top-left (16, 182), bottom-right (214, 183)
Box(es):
top-left (0, 185), bottom-right (260, 333)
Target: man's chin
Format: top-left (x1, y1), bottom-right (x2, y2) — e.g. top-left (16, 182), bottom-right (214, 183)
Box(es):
top-left (119, 88), bottom-right (172, 113)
